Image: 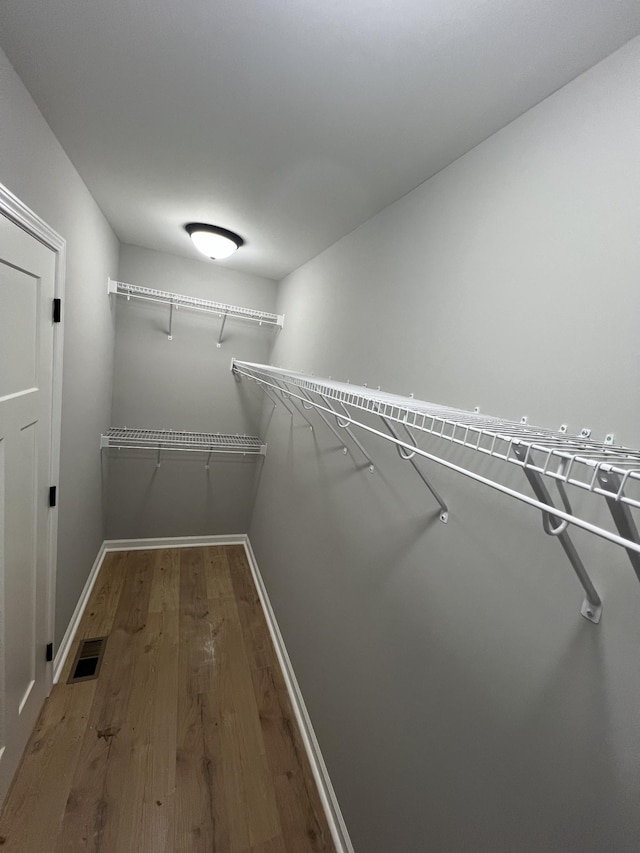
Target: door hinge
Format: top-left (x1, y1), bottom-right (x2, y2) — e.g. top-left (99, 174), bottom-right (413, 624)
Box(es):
top-left (46, 642), bottom-right (53, 663)
top-left (53, 298), bottom-right (62, 323)
top-left (49, 486), bottom-right (57, 507)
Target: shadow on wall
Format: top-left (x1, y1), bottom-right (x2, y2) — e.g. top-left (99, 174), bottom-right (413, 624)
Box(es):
top-left (494, 624), bottom-right (616, 850)
top-left (105, 452), bottom-right (259, 538)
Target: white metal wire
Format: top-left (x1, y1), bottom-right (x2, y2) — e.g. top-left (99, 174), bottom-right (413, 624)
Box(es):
top-left (108, 279), bottom-right (284, 327)
top-left (232, 360), bottom-right (640, 556)
top-left (101, 427), bottom-right (266, 455)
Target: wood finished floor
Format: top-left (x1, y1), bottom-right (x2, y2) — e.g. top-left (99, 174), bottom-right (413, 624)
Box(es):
top-left (0, 545), bottom-right (336, 852)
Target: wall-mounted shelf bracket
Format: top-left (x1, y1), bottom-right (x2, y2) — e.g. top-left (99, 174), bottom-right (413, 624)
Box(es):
top-left (258, 380), bottom-right (295, 419)
top-left (108, 278), bottom-right (284, 344)
top-left (320, 395), bottom-right (374, 472)
top-left (596, 468), bottom-right (640, 584)
top-left (379, 415), bottom-right (449, 522)
top-left (512, 443), bottom-right (602, 622)
top-left (270, 377), bottom-right (314, 431)
top-left (217, 313), bottom-right (228, 348)
top-left (299, 388), bottom-right (348, 454)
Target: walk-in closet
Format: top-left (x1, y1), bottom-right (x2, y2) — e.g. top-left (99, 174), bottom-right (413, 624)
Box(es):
top-left (1, 3), bottom-right (640, 851)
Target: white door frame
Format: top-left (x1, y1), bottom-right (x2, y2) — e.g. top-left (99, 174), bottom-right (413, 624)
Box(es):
top-left (0, 181), bottom-right (65, 687)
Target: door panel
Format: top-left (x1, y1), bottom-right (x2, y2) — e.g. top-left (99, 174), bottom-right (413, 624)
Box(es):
top-left (0, 265), bottom-right (39, 398)
top-left (0, 215), bottom-right (57, 801)
top-left (6, 420), bottom-right (37, 719)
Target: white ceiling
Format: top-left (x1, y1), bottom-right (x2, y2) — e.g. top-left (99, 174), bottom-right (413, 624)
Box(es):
top-left (1, 1), bottom-right (639, 280)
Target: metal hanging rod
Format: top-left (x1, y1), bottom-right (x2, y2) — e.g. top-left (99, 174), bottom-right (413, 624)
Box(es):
top-left (107, 278), bottom-right (284, 344)
top-left (100, 428), bottom-right (267, 468)
top-left (231, 360), bottom-right (640, 622)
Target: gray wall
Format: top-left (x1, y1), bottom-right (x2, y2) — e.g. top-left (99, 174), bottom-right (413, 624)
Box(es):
top-left (106, 243), bottom-right (277, 538)
top-left (249, 37), bottom-right (640, 853)
top-left (0, 48), bottom-right (119, 650)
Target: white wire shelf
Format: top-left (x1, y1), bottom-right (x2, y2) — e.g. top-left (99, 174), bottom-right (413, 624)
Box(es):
top-left (101, 427), bottom-right (267, 456)
top-left (108, 278), bottom-right (284, 344)
top-left (232, 359), bottom-right (640, 622)
top-left (232, 361), bottom-right (640, 507)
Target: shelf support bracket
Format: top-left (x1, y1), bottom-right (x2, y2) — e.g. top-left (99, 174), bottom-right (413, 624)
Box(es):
top-left (512, 444), bottom-right (602, 623)
top-left (156, 446), bottom-right (162, 468)
top-left (259, 381), bottom-right (295, 419)
top-left (320, 394), bottom-right (374, 472)
top-left (284, 394), bottom-right (314, 430)
top-left (595, 469), bottom-right (640, 584)
top-left (272, 379), bottom-right (314, 431)
top-left (168, 303), bottom-right (175, 340)
top-left (299, 389), bottom-right (348, 454)
top-left (379, 416), bottom-right (449, 522)
top-left (217, 314), bottom-right (227, 348)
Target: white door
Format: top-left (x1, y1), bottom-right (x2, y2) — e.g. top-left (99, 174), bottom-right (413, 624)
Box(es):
top-left (0, 212), bottom-right (57, 801)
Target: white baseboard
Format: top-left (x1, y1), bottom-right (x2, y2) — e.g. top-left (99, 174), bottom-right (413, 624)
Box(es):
top-left (103, 533), bottom-right (247, 551)
top-left (243, 537), bottom-right (355, 853)
top-left (53, 541), bottom-right (108, 683)
top-left (54, 534), bottom-right (354, 853)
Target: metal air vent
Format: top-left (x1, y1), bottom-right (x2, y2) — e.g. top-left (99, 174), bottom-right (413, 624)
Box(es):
top-left (67, 636), bottom-right (107, 683)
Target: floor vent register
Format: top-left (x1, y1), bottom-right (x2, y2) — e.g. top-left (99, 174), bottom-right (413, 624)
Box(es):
top-left (67, 636), bottom-right (107, 683)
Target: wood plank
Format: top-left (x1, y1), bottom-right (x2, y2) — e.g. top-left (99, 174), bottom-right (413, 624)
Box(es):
top-left (148, 547), bottom-right (180, 614)
top-left (248, 839), bottom-right (289, 853)
top-left (137, 549), bottom-right (180, 851)
top-left (204, 544), bottom-right (235, 599)
top-left (226, 544), bottom-right (274, 672)
top-left (173, 547), bottom-right (228, 852)
top-left (118, 549), bottom-right (180, 850)
top-left (79, 551), bottom-right (129, 638)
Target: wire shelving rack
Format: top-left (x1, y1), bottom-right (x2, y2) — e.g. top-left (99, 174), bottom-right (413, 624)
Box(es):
top-left (108, 278), bottom-right (284, 344)
top-left (232, 359), bottom-right (640, 623)
top-left (101, 427), bottom-right (267, 467)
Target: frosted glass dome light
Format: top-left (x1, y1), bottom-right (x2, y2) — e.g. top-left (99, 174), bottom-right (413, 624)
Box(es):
top-left (185, 223), bottom-right (244, 260)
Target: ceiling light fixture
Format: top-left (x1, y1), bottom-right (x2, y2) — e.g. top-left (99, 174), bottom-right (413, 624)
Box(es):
top-left (185, 223), bottom-right (244, 260)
